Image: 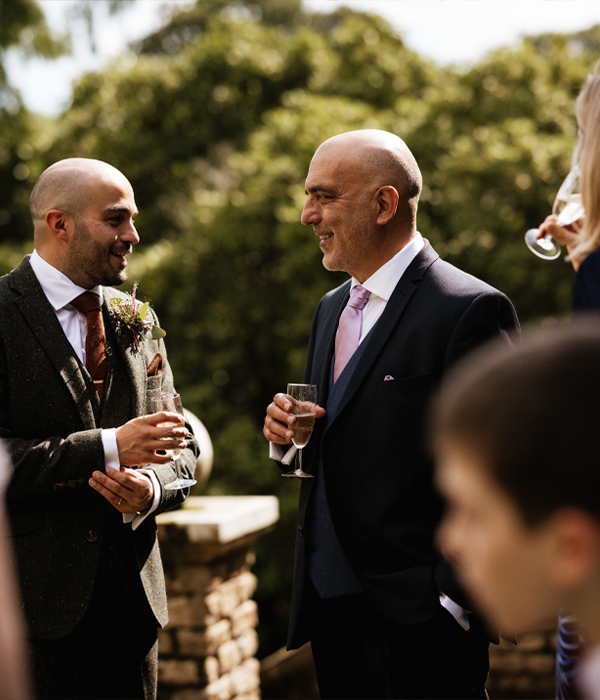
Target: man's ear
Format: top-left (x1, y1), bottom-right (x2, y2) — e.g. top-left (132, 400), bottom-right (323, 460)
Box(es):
top-left (375, 186), bottom-right (399, 226)
top-left (45, 210), bottom-right (72, 243)
top-left (551, 508), bottom-right (600, 589)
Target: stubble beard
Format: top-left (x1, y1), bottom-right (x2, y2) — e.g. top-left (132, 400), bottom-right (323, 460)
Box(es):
top-left (321, 214), bottom-right (378, 275)
top-left (65, 219), bottom-right (129, 288)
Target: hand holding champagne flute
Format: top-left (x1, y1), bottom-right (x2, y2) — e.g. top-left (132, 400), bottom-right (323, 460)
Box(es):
top-left (525, 164), bottom-right (584, 259)
top-left (282, 384), bottom-right (318, 479)
top-left (150, 393), bottom-right (197, 490)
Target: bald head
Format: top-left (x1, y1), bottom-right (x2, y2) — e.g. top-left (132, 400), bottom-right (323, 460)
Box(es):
top-left (315, 130), bottom-right (422, 212)
top-left (30, 158), bottom-right (130, 242)
top-left (29, 158), bottom-right (139, 288)
top-left (302, 130), bottom-right (423, 281)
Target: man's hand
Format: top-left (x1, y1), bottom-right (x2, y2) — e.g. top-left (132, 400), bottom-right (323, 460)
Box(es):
top-left (89, 465), bottom-right (153, 513)
top-left (263, 392), bottom-right (326, 445)
top-left (115, 411), bottom-right (188, 466)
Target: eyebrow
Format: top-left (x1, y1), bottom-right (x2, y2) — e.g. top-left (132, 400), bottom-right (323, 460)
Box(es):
top-left (305, 184), bottom-right (337, 196)
top-left (102, 205), bottom-right (139, 218)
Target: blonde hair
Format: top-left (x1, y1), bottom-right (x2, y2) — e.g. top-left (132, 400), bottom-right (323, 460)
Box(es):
top-left (570, 62), bottom-right (600, 267)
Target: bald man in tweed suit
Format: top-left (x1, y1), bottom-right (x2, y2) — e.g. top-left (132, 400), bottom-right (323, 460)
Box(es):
top-left (0, 158), bottom-right (196, 699)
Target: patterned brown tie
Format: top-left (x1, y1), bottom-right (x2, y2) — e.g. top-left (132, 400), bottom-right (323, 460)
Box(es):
top-left (71, 292), bottom-right (107, 401)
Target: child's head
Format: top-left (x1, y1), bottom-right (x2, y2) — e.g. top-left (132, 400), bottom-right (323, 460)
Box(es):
top-left (430, 320), bottom-right (600, 637)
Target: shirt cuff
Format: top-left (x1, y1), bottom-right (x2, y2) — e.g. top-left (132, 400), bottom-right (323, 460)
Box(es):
top-left (122, 470), bottom-right (161, 531)
top-left (269, 442), bottom-right (297, 465)
top-left (439, 593), bottom-right (470, 631)
top-left (101, 428), bottom-right (120, 469)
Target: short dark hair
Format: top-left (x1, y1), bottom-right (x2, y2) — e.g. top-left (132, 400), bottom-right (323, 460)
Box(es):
top-left (430, 318), bottom-right (600, 526)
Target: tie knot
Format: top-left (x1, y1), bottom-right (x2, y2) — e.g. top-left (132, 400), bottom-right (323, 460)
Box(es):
top-left (348, 285), bottom-right (370, 311)
top-left (71, 292), bottom-right (102, 315)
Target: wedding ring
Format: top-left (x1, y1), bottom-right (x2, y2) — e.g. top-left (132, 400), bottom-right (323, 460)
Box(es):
top-left (117, 497), bottom-right (123, 506)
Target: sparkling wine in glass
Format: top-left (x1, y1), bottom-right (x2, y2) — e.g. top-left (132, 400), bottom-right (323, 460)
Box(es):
top-left (525, 165), bottom-right (584, 260)
top-left (281, 383), bottom-right (318, 479)
top-left (150, 393), bottom-right (197, 490)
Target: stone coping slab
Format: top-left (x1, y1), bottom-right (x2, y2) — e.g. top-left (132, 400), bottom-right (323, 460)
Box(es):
top-left (157, 496), bottom-right (279, 544)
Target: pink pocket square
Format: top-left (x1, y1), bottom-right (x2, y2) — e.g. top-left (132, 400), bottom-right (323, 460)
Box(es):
top-left (384, 375), bottom-right (394, 381)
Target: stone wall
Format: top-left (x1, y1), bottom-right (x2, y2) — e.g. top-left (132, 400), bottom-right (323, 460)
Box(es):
top-left (156, 496), bottom-right (279, 700)
top-left (487, 630), bottom-right (557, 699)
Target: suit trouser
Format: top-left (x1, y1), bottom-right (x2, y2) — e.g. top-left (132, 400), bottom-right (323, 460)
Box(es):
top-left (305, 577), bottom-right (490, 700)
top-left (28, 529), bottom-right (158, 700)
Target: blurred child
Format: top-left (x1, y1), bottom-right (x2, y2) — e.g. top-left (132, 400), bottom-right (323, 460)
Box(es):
top-left (430, 320), bottom-right (600, 699)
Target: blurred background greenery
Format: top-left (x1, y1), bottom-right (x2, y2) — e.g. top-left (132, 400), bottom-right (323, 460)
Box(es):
top-left (1, 0), bottom-right (598, 658)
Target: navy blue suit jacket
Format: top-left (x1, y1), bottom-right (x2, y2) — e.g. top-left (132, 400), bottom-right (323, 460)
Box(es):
top-left (286, 241), bottom-right (519, 649)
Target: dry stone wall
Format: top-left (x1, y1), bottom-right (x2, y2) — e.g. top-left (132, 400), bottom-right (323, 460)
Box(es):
top-left (156, 496), bottom-right (279, 700)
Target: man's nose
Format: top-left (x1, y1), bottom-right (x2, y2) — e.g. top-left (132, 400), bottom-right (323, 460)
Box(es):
top-left (121, 221), bottom-right (140, 246)
top-left (301, 199), bottom-right (320, 226)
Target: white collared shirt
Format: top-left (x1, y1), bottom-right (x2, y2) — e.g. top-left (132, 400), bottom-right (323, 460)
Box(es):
top-left (29, 249), bottom-right (103, 366)
top-left (353, 232), bottom-right (424, 343)
top-left (29, 250), bottom-right (159, 528)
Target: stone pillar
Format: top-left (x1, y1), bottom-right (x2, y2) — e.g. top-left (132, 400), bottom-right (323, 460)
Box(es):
top-left (156, 496), bottom-right (279, 700)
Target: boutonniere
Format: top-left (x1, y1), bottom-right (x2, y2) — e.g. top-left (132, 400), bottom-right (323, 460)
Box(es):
top-left (107, 283), bottom-right (166, 351)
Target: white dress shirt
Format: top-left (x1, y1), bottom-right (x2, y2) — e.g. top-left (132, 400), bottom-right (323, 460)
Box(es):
top-left (29, 250), bottom-right (160, 529)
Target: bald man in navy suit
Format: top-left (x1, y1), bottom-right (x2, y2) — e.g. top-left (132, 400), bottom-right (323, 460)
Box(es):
top-left (264, 130), bottom-right (519, 699)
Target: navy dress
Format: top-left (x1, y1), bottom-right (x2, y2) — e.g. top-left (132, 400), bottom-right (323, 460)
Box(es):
top-left (556, 247), bottom-right (600, 699)
top-left (573, 247), bottom-right (600, 312)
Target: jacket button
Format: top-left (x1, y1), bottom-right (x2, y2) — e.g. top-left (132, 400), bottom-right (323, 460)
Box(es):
top-left (298, 525), bottom-right (304, 537)
top-left (86, 531), bottom-right (98, 542)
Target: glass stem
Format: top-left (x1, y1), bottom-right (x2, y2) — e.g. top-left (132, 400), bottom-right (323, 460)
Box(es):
top-left (297, 447), bottom-right (303, 473)
top-left (174, 455), bottom-right (183, 482)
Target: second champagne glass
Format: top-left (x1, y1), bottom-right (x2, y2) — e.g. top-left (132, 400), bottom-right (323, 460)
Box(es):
top-left (281, 383), bottom-right (318, 479)
top-left (150, 392), bottom-right (197, 490)
top-left (525, 164), bottom-right (584, 260)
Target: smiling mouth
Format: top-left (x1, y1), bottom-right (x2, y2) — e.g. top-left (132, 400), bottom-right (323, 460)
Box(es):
top-left (318, 232), bottom-right (333, 241)
top-left (110, 250), bottom-right (130, 267)
top-left (111, 248), bottom-right (131, 258)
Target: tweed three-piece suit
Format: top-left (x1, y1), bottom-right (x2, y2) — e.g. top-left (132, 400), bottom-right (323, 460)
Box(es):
top-left (0, 255), bottom-right (196, 698)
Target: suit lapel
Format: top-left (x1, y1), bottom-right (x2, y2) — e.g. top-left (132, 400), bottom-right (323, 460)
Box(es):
top-left (311, 282), bottom-right (350, 408)
top-left (10, 258), bottom-right (97, 429)
top-left (324, 242), bottom-right (439, 432)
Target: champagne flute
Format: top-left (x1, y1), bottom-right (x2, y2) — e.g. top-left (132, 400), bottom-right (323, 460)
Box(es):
top-left (525, 164), bottom-right (584, 260)
top-left (281, 383), bottom-right (318, 479)
top-left (150, 392), bottom-right (197, 490)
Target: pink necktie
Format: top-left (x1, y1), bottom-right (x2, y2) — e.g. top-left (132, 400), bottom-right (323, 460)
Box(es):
top-left (71, 292), bottom-right (107, 401)
top-left (334, 285), bottom-right (371, 383)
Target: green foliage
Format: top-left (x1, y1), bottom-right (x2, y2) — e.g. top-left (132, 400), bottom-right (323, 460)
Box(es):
top-left (0, 0), bottom-right (67, 246)
top-left (0, 0), bottom-right (64, 57)
top-left (4, 0), bottom-right (600, 657)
